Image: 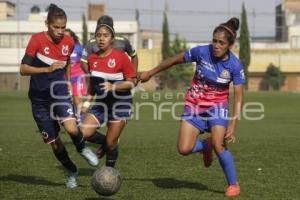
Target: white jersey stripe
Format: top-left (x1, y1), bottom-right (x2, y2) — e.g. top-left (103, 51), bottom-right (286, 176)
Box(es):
top-left (90, 71), bottom-right (124, 81)
top-left (37, 53), bottom-right (67, 66)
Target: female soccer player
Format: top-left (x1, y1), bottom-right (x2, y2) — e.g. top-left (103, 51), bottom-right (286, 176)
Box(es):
top-left (139, 17), bottom-right (245, 197)
top-left (64, 29), bottom-right (87, 122)
top-left (19, 4), bottom-right (98, 188)
top-left (80, 21), bottom-right (136, 168)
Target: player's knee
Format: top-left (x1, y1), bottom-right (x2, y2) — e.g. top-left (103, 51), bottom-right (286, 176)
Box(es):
top-left (106, 139), bottom-right (117, 151)
top-left (212, 142), bottom-right (225, 154)
top-left (65, 127), bottom-right (79, 136)
top-left (51, 139), bottom-right (63, 152)
top-left (177, 145), bottom-right (191, 156)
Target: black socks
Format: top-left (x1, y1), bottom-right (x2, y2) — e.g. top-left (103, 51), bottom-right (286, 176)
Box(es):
top-left (53, 146), bottom-right (77, 173)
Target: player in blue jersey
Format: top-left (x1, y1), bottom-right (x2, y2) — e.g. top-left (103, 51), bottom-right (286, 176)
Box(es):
top-left (19, 4), bottom-right (98, 189)
top-left (80, 20), bottom-right (136, 168)
top-left (64, 29), bottom-right (87, 122)
top-left (140, 18), bottom-right (245, 197)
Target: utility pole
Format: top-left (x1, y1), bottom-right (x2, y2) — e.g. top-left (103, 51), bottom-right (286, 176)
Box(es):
top-left (17, 0), bottom-right (21, 90)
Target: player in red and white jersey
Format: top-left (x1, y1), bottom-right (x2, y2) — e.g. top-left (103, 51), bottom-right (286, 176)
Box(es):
top-left (19, 4), bottom-right (98, 189)
top-left (80, 21), bottom-right (136, 168)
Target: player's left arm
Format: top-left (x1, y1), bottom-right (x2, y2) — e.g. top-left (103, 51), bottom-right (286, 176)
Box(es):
top-left (131, 54), bottom-right (138, 72)
top-left (225, 63), bottom-right (246, 143)
top-left (225, 84), bottom-right (244, 142)
top-left (123, 38), bottom-right (139, 71)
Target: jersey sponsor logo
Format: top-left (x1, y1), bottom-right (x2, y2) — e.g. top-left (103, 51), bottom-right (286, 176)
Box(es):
top-left (93, 62), bottom-right (98, 68)
top-left (107, 58), bottom-right (116, 68)
top-left (240, 69), bottom-right (245, 79)
top-left (67, 108), bottom-right (74, 115)
top-left (216, 77), bottom-right (230, 84)
top-left (44, 47), bottom-right (50, 54)
top-left (220, 69), bottom-right (231, 79)
top-left (62, 45), bottom-right (69, 56)
top-left (199, 60), bottom-right (215, 72)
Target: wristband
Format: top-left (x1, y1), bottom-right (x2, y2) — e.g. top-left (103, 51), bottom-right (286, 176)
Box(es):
top-left (82, 101), bottom-right (91, 108)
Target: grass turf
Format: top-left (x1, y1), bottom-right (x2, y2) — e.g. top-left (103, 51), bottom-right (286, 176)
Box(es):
top-left (0, 91), bottom-right (300, 199)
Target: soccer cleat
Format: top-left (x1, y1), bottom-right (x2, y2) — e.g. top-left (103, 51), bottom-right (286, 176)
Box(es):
top-left (96, 145), bottom-right (105, 159)
top-left (80, 147), bottom-right (99, 166)
top-left (66, 171), bottom-right (78, 189)
top-left (225, 183), bottom-right (240, 197)
top-left (203, 137), bottom-right (213, 167)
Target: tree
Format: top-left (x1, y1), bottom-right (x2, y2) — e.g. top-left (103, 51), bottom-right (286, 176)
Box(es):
top-left (239, 3), bottom-right (251, 90)
top-left (161, 11), bottom-right (171, 60)
top-left (264, 63), bottom-right (285, 90)
top-left (82, 13), bottom-right (88, 46)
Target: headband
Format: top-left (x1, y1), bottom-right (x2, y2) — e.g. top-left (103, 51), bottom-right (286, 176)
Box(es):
top-left (219, 25), bottom-right (236, 38)
top-left (96, 24), bottom-right (115, 36)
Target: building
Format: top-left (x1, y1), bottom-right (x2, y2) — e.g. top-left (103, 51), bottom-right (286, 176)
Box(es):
top-left (0, 0), bottom-right (15, 20)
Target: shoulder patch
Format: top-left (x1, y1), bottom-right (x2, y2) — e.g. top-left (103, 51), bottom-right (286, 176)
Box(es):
top-left (115, 36), bottom-right (125, 41)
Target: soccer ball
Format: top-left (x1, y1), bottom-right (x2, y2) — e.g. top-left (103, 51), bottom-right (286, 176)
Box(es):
top-left (91, 166), bottom-right (122, 196)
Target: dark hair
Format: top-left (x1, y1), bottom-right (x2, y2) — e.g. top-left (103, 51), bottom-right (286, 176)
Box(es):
top-left (47, 4), bottom-right (67, 23)
top-left (64, 28), bottom-right (79, 43)
top-left (95, 15), bottom-right (115, 37)
top-left (97, 15), bottom-right (114, 27)
top-left (213, 17), bottom-right (239, 45)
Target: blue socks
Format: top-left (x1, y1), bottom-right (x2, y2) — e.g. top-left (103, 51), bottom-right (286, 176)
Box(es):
top-left (192, 139), bottom-right (207, 153)
top-left (218, 150), bottom-right (237, 185)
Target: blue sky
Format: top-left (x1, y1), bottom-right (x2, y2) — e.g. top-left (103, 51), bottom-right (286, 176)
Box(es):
top-left (10, 0), bottom-right (282, 41)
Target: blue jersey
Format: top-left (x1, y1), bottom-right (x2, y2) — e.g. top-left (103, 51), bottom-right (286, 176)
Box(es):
top-left (183, 44), bottom-right (245, 113)
top-left (70, 43), bottom-right (82, 65)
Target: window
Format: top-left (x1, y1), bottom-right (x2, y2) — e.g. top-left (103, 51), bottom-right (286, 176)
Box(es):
top-left (0, 33), bottom-right (32, 48)
top-left (291, 36), bottom-right (300, 48)
top-left (0, 34), bottom-right (10, 48)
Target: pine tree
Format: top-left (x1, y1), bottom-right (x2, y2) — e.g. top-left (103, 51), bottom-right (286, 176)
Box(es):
top-left (239, 3), bottom-right (251, 89)
top-left (162, 11), bottom-right (171, 60)
top-left (82, 13), bottom-right (88, 46)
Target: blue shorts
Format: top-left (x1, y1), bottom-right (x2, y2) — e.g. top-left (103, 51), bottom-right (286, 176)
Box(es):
top-left (89, 101), bottom-right (132, 125)
top-left (181, 104), bottom-right (229, 133)
top-left (31, 99), bottom-right (75, 144)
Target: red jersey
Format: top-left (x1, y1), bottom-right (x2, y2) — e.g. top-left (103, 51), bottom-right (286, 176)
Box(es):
top-left (88, 48), bottom-right (136, 102)
top-left (25, 32), bottom-right (74, 101)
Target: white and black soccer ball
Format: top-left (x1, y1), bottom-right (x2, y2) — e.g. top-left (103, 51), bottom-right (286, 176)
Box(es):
top-left (91, 166), bottom-right (122, 196)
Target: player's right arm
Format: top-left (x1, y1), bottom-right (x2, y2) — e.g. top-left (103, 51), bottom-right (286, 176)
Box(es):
top-left (20, 58), bottom-right (65, 76)
top-left (139, 52), bottom-right (185, 82)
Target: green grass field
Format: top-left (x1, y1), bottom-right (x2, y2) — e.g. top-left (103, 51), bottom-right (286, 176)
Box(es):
top-left (1, 91), bottom-right (300, 200)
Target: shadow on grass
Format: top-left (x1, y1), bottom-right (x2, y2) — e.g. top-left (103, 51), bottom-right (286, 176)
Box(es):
top-left (56, 166), bottom-right (96, 177)
top-left (86, 197), bottom-right (115, 200)
top-left (0, 174), bottom-right (64, 186)
top-left (125, 177), bottom-right (223, 194)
